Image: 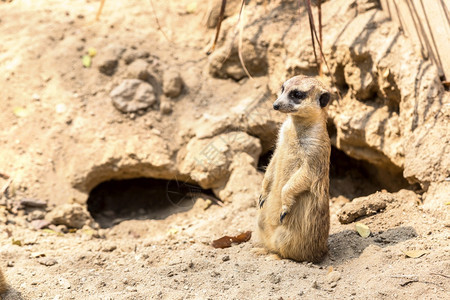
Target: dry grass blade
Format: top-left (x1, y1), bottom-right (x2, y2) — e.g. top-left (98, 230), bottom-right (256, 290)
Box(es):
top-left (207, 0), bottom-right (227, 55)
top-left (303, 0), bottom-right (341, 100)
top-left (238, 0), bottom-right (253, 79)
top-left (148, 0), bottom-right (172, 42)
top-left (318, 0), bottom-right (323, 76)
top-left (95, 0), bottom-right (106, 21)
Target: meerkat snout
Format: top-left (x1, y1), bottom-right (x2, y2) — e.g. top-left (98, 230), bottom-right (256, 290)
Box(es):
top-left (273, 75), bottom-right (331, 114)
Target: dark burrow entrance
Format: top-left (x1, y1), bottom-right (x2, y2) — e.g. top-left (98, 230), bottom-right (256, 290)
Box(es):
top-left (87, 178), bottom-right (215, 228)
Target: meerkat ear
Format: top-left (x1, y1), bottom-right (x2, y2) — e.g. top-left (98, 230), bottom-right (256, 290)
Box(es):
top-left (318, 91), bottom-right (330, 108)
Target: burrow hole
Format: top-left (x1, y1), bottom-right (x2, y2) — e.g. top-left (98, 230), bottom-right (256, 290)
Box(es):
top-left (87, 178), bottom-right (215, 228)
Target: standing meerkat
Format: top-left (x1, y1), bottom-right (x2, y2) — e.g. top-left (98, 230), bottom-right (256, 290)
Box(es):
top-left (257, 75), bottom-right (331, 262)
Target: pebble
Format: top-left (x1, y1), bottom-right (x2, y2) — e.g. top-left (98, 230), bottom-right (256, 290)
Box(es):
top-left (163, 69), bottom-right (183, 98)
top-left (20, 198), bottom-right (47, 208)
top-left (110, 79), bottom-right (157, 113)
top-left (102, 244), bottom-right (117, 252)
top-left (126, 286), bottom-right (137, 292)
top-left (45, 203), bottom-right (93, 229)
top-left (97, 56), bottom-right (118, 76)
top-left (126, 59), bottom-right (151, 81)
top-left (222, 255), bottom-right (230, 262)
top-left (39, 258), bottom-right (58, 266)
top-left (58, 277), bottom-right (71, 289)
top-left (326, 271), bottom-right (341, 284)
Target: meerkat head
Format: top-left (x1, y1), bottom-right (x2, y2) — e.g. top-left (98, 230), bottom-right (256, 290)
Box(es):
top-left (272, 75), bottom-right (331, 117)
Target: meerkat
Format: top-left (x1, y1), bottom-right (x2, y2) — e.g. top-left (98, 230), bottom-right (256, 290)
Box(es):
top-left (257, 75), bottom-right (331, 263)
top-left (0, 268), bottom-right (7, 295)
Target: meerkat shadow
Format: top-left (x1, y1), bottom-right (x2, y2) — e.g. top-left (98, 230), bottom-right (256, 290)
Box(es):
top-left (323, 226), bottom-right (418, 265)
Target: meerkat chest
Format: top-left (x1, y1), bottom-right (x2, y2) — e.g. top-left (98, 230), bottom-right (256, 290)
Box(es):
top-left (276, 120), bottom-right (307, 172)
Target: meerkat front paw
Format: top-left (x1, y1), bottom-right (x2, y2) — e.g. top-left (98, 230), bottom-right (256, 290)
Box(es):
top-left (280, 205), bottom-right (289, 223)
top-left (259, 195), bottom-right (266, 208)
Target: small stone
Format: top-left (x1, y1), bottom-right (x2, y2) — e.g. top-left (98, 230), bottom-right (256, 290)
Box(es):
top-left (163, 70), bottom-right (183, 98)
top-left (326, 271), bottom-right (341, 284)
top-left (58, 277), bottom-right (71, 289)
top-left (160, 98), bottom-right (173, 114)
top-left (28, 210), bottom-right (46, 221)
top-left (31, 219), bottom-right (51, 230)
top-left (123, 50), bottom-right (150, 65)
top-left (49, 224), bottom-right (68, 233)
top-left (97, 57), bottom-right (118, 76)
top-left (222, 255), bottom-right (230, 262)
top-left (126, 59), bottom-right (150, 81)
top-left (126, 286), bottom-right (137, 292)
top-left (7, 261), bottom-right (14, 267)
top-left (110, 79), bottom-right (157, 113)
top-left (45, 203), bottom-right (94, 229)
top-left (268, 273), bottom-right (281, 284)
top-left (39, 258), bottom-right (58, 266)
top-left (102, 244), bottom-right (117, 252)
top-left (20, 198), bottom-right (47, 208)
top-left (311, 281), bottom-right (320, 289)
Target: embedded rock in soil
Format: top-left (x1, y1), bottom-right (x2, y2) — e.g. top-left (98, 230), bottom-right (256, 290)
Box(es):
top-left (213, 152), bottom-right (263, 208)
top-left (123, 50), bottom-right (150, 65)
top-left (177, 131), bottom-right (262, 189)
top-left (97, 45), bottom-right (125, 76)
top-left (110, 79), bottom-right (157, 113)
top-left (163, 69), bottom-right (183, 98)
top-left (45, 203), bottom-right (95, 229)
top-left (337, 192), bottom-right (394, 224)
top-left (126, 59), bottom-right (151, 81)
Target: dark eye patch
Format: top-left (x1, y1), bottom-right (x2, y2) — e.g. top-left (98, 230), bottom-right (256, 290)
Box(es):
top-left (288, 90), bottom-right (307, 103)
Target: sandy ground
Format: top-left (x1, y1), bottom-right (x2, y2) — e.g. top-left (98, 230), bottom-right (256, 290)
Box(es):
top-left (0, 0), bottom-right (449, 299)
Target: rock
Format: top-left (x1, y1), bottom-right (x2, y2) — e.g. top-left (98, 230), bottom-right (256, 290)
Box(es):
top-left (126, 59), bottom-right (150, 81)
top-left (337, 192), bottom-right (393, 224)
top-left (27, 210), bottom-right (46, 221)
top-left (20, 198), bottom-right (47, 208)
top-left (58, 277), bottom-right (71, 289)
top-left (213, 153), bottom-right (263, 207)
top-left (39, 258), bottom-right (58, 266)
top-left (110, 79), bottom-right (157, 113)
top-left (102, 244), bottom-right (117, 252)
top-left (97, 56), bottom-right (118, 76)
top-left (326, 271), bottom-right (341, 284)
top-left (96, 46), bottom-right (125, 76)
top-left (49, 224), bottom-right (68, 234)
top-left (163, 70), bottom-right (183, 98)
top-left (177, 131), bottom-right (261, 189)
top-left (268, 273), bottom-right (281, 284)
top-left (160, 97), bottom-right (173, 114)
top-left (422, 182), bottom-right (450, 213)
top-left (31, 219), bottom-right (51, 230)
top-left (123, 50), bottom-right (150, 65)
top-left (45, 203), bottom-right (94, 229)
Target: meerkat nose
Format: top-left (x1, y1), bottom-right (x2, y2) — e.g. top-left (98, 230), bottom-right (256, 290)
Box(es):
top-left (273, 103), bottom-right (280, 110)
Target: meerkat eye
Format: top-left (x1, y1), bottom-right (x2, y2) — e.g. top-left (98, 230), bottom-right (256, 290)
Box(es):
top-left (289, 90), bottom-right (307, 102)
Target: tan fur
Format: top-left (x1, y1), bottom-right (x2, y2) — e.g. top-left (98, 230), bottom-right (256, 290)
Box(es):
top-left (0, 268), bottom-right (7, 295)
top-left (257, 75), bottom-right (331, 263)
